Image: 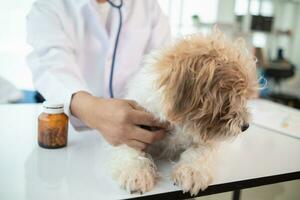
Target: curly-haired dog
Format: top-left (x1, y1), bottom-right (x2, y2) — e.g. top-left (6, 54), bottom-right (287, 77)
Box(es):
top-left (107, 30), bottom-right (258, 195)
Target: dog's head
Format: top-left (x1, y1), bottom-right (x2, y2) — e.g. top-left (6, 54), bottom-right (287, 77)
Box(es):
top-left (153, 30), bottom-right (258, 142)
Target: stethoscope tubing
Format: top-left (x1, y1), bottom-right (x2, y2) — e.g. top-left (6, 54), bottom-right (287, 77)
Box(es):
top-left (107, 0), bottom-right (123, 98)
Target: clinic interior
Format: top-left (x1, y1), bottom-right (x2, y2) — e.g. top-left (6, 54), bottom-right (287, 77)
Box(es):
top-left (2, 0), bottom-right (300, 108)
top-left (0, 0), bottom-right (300, 199)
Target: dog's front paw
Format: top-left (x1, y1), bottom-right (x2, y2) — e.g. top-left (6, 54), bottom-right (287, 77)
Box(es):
top-left (172, 163), bottom-right (213, 196)
top-left (117, 163), bottom-right (157, 194)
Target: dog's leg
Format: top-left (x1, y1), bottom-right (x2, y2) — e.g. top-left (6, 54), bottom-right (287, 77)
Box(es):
top-left (108, 145), bottom-right (157, 194)
top-left (171, 143), bottom-right (217, 196)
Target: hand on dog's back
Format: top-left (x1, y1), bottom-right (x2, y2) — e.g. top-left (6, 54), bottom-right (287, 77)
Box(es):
top-left (70, 91), bottom-right (168, 151)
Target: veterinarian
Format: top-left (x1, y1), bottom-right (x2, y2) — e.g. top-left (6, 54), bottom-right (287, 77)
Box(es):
top-left (27, 0), bottom-right (170, 150)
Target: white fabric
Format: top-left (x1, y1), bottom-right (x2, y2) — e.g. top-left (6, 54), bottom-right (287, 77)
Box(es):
top-left (95, 1), bottom-right (110, 30)
top-left (26, 0), bottom-right (171, 129)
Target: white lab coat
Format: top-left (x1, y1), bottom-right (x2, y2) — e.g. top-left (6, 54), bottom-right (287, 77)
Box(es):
top-left (26, 0), bottom-right (170, 128)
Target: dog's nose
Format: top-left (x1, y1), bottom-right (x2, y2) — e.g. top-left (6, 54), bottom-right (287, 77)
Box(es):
top-left (241, 123), bottom-right (249, 132)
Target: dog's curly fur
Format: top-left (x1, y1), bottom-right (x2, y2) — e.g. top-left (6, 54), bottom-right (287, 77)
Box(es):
top-left (108, 29), bottom-right (258, 196)
top-left (155, 30), bottom-right (258, 142)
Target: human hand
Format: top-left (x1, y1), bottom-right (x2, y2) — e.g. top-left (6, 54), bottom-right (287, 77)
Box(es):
top-left (71, 91), bottom-right (168, 150)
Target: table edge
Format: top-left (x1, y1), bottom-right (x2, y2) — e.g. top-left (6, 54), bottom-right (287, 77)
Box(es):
top-left (124, 171), bottom-right (300, 200)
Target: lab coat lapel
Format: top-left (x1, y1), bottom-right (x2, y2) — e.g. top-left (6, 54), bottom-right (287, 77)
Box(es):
top-left (81, 1), bottom-right (109, 47)
top-left (107, 0), bottom-right (128, 59)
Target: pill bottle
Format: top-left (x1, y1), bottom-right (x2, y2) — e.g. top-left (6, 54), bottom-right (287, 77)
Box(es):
top-left (38, 102), bottom-right (68, 149)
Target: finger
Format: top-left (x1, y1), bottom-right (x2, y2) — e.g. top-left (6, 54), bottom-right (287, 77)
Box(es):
top-left (130, 127), bottom-right (165, 144)
top-left (126, 140), bottom-right (147, 151)
top-left (126, 100), bottom-right (146, 111)
top-left (126, 100), bottom-right (170, 129)
top-left (130, 110), bottom-right (169, 128)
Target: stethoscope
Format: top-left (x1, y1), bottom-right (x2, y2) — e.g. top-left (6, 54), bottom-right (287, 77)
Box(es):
top-left (106, 0), bottom-right (123, 98)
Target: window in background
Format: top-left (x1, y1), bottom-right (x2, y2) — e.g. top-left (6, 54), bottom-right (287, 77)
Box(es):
top-left (260, 0), bottom-right (273, 17)
top-left (235, 0), bottom-right (273, 16)
top-left (0, 0), bottom-right (35, 90)
top-left (234, 0), bottom-right (274, 48)
top-left (234, 0), bottom-right (249, 16)
top-left (253, 32), bottom-right (267, 47)
top-left (250, 0), bottom-right (260, 15)
top-left (251, 0), bottom-right (274, 48)
top-left (181, 0), bottom-right (218, 35)
top-left (158, 0), bottom-right (219, 36)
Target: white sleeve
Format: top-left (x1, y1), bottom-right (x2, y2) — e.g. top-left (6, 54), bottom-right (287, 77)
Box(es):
top-left (145, 0), bottom-right (171, 53)
top-left (26, 1), bottom-right (90, 130)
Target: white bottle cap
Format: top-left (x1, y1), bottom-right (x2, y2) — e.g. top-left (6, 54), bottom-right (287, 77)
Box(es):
top-left (42, 101), bottom-right (64, 114)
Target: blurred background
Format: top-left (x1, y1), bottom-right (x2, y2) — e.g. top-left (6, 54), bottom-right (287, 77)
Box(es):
top-left (1, 0), bottom-right (300, 108)
top-left (0, 0), bottom-right (299, 199)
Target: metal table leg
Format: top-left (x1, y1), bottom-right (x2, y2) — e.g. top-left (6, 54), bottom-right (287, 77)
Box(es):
top-left (232, 189), bottom-right (241, 200)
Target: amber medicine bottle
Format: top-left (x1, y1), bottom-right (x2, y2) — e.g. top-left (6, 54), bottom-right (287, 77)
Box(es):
top-left (38, 102), bottom-right (68, 149)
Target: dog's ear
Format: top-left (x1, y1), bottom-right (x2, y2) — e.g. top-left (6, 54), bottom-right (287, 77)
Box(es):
top-left (156, 52), bottom-right (233, 142)
top-left (156, 45), bottom-right (218, 126)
